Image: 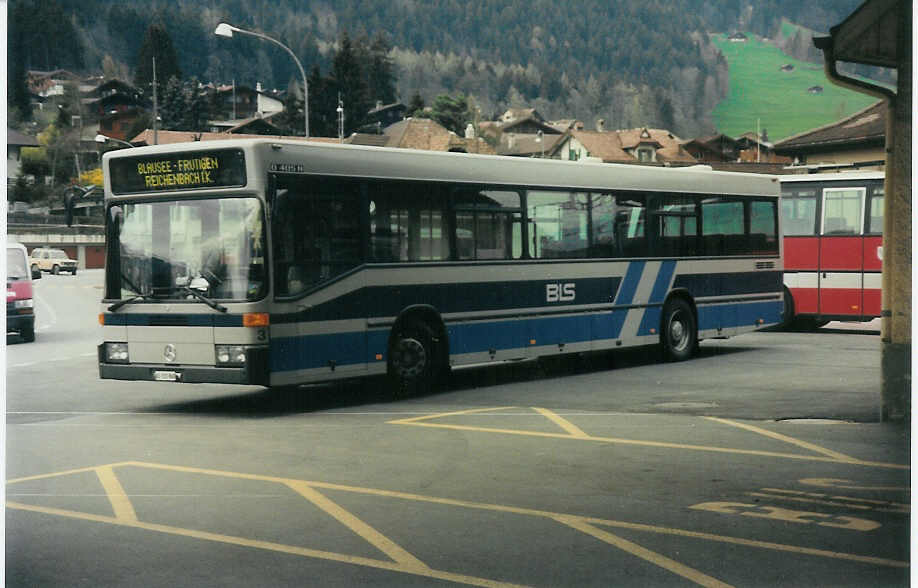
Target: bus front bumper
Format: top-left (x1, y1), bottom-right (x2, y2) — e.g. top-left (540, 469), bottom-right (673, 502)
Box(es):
top-left (97, 345), bottom-right (269, 385)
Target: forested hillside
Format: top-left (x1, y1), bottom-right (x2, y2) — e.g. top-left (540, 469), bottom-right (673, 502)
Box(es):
top-left (9, 0), bottom-right (864, 138)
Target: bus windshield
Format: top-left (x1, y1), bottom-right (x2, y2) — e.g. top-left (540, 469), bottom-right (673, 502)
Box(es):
top-left (115, 196), bottom-right (266, 301)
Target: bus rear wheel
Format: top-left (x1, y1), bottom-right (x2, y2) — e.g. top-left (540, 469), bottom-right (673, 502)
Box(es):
top-left (388, 321), bottom-right (438, 397)
top-left (661, 298), bottom-right (697, 362)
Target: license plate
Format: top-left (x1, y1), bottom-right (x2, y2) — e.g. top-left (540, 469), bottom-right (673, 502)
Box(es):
top-left (153, 370), bottom-right (181, 382)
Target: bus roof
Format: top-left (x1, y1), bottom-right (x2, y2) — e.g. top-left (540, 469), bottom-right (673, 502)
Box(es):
top-left (780, 171), bottom-right (885, 183)
top-left (103, 138), bottom-right (780, 198)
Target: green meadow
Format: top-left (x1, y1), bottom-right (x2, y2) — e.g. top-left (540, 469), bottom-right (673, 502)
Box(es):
top-left (711, 34), bottom-right (878, 141)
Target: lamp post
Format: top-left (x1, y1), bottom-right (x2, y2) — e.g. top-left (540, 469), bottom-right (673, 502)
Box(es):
top-left (215, 22), bottom-right (309, 138)
top-left (95, 134), bottom-right (135, 149)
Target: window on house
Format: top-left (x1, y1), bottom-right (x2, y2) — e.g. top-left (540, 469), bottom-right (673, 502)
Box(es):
top-left (637, 148), bottom-right (654, 162)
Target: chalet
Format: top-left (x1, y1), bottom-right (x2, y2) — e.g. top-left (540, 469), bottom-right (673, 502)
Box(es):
top-left (727, 33), bottom-right (748, 42)
top-left (773, 100), bottom-right (886, 171)
top-left (83, 79), bottom-right (148, 142)
top-left (362, 102), bottom-right (408, 132)
top-left (735, 131), bottom-right (791, 164)
top-left (553, 128), bottom-right (696, 165)
top-left (211, 83), bottom-right (284, 120)
top-left (479, 107), bottom-right (562, 155)
top-left (682, 134), bottom-right (741, 162)
top-left (808, 85), bottom-right (824, 94)
top-left (780, 64), bottom-right (795, 72)
top-left (7, 128), bottom-right (40, 181)
top-left (26, 69), bottom-right (82, 98)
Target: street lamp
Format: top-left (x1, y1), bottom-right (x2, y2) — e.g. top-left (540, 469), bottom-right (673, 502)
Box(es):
top-left (95, 134), bottom-right (134, 149)
top-left (215, 22), bottom-right (309, 138)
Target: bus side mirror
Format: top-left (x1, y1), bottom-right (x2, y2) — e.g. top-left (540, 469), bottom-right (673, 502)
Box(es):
top-left (108, 206), bottom-right (123, 238)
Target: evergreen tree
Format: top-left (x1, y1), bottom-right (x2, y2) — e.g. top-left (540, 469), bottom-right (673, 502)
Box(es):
top-left (428, 94), bottom-right (471, 135)
top-left (407, 92), bottom-right (425, 117)
top-left (331, 32), bottom-right (371, 135)
top-left (307, 65), bottom-right (336, 138)
top-left (135, 23), bottom-right (182, 100)
top-left (367, 33), bottom-right (397, 105)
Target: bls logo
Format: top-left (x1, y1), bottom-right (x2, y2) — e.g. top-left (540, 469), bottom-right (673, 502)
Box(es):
top-left (546, 282), bottom-right (576, 302)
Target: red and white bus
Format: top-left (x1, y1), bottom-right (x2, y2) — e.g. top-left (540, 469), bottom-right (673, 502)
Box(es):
top-left (780, 171), bottom-right (884, 329)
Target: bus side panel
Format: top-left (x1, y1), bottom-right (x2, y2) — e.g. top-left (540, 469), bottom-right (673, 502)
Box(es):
top-left (818, 235), bottom-right (864, 317)
top-left (784, 236), bottom-right (819, 316)
top-left (862, 235), bottom-right (883, 318)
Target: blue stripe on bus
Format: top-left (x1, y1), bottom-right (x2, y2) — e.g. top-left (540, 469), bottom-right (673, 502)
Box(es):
top-left (614, 261), bottom-right (645, 305)
top-left (649, 260), bottom-right (677, 304)
top-left (269, 299), bottom-right (783, 373)
top-left (103, 313), bottom-right (244, 327)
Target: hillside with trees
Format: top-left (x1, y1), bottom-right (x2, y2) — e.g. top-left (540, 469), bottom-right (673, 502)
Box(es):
top-left (9, 0), bottom-right (867, 139)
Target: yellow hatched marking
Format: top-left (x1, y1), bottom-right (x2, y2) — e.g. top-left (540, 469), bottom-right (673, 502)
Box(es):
top-left (8, 462), bottom-right (910, 572)
top-left (286, 480), bottom-right (430, 572)
top-left (704, 417), bottom-right (857, 462)
top-left (557, 515), bottom-right (733, 588)
top-left (96, 465), bottom-right (137, 522)
top-left (532, 407), bottom-right (590, 438)
top-left (6, 501), bottom-right (523, 588)
top-left (391, 418), bottom-right (905, 469)
top-left (800, 478), bottom-right (910, 492)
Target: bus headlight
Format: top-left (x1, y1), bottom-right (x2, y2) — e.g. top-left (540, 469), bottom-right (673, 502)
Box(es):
top-left (105, 342), bottom-right (130, 363)
top-left (215, 345), bottom-right (247, 367)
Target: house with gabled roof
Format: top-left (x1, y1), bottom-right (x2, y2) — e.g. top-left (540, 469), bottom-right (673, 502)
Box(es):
top-left (682, 133), bottom-right (741, 162)
top-left (552, 127), bottom-right (696, 165)
top-left (773, 100), bottom-right (886, 171)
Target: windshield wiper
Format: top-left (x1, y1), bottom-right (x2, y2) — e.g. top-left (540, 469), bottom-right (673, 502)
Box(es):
top-left (108, 293), bottom-right (156, 312)
top-left (178, 286), bottom-right (228, 313)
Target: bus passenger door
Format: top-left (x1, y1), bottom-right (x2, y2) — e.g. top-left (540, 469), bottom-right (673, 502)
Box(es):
top-left (818, 188), bottom-right (865, 318)
top-left (862, 186), bottom-right (884, 318)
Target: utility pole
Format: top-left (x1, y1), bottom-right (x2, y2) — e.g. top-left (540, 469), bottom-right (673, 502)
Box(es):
top-left (152, 56), bottom-right (158, 145)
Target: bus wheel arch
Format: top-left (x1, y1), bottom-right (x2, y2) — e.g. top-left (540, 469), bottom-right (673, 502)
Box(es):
top-left (387, 306), bottom-right (449, 396)
top-left (660, 292), bottom-right (698, 362)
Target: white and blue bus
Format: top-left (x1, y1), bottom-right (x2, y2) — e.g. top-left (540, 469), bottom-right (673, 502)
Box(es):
top-left (98, 139), bottom-right (783, 394)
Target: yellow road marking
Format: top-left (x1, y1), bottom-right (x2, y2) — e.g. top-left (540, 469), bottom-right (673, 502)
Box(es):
top-left (391, 419), bottom-right (906, 469)
top-left (96, 465), bottom-right (137, 522)
top-left (286, 480), bottom-right (430, 572)
top-left (532, 407), bottom-right (591, 438)
top-left (751, 488), bottom-right (908, 513)
top-left (556, 515), bottom-right (734, 587)
top-left (10, 462), bottom-right (907, 570)
top-left (388, 406), bottom-right (519, 425)
top-left (704, 417), bottom-right (857, 462)
top-left (690, 502), bottom-right (881, 531)
top-left (6, 501), bottom-right (524, 588)
top-left (800, 478), bottom-right (910, 492)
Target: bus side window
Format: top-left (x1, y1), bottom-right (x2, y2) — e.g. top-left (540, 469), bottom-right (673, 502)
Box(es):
top-left (615, 195), bottom-right (647, 257)
top-left (868, 187), bottom-right (884, 234)
top-left (780, 189), bottom-right (817, 236)
top-left (370, 181), bottom-right (448, 263)
top-left (453, 189), bottom-right (522, 260)
top-left (589, 193), bottom-right (618, 257)
top-left (527, 191), bottom-right (588, 259)
top-left (701, 198), bottom-right (744, 255)
top-left (822, 188), bottom-right (863, 235)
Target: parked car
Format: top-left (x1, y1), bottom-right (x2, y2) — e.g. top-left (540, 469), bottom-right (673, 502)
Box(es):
top-left (8, 243), bottom-right (40, 342)
top-left (30, 247), bottom-right (78, 275)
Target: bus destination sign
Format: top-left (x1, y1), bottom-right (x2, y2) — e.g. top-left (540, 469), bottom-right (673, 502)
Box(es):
top-left (109, 148), bottom-right (246, 194)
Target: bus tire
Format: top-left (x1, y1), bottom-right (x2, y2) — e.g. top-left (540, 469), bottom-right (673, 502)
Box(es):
top-left (778, 287), bottom-right (795, 330)
top-left (20, 326), bottom-right (35, 343)
top-left (52, 265), bottom-right (60, 275)
top-left (661, 297), bottom-right (697, 362)
top-left (388, 320), bottom-right (438, 397)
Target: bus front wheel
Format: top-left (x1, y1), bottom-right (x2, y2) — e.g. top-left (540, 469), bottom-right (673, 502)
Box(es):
top-left (661, 298), bottom-right (697, 362)
top-left (388, 321), bottom-right (437, 397)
